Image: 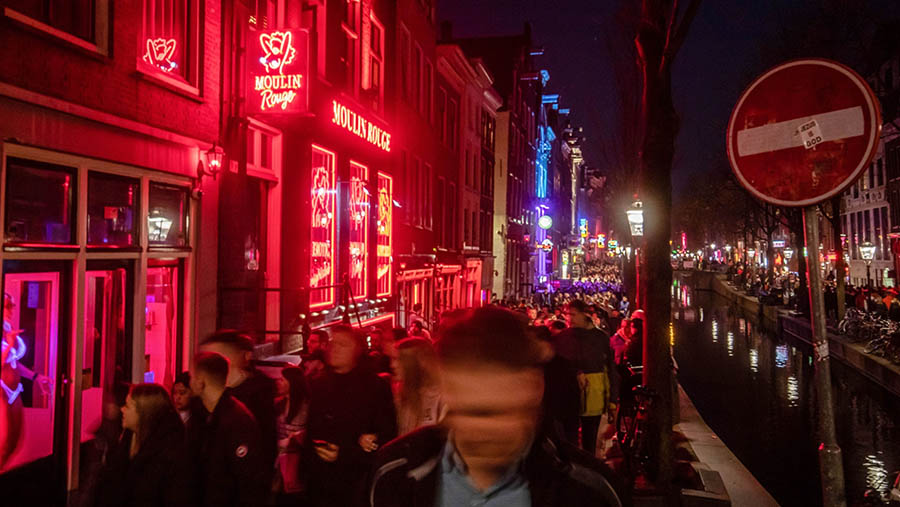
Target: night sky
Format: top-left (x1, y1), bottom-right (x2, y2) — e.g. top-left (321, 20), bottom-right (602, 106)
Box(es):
top-left (439, 0), bottom-right (899, 200)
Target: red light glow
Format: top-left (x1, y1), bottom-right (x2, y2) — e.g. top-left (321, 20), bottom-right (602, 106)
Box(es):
top-left (143, 38), bottom-right (177, 72)
top-left (331, 100), bottom-right (392, 152)
top-left (350, 162), bottom-right (369, 301)
top-left (249, 29), bottom-right (309, 113)
top-left (310, 145), bottom-right (336, 309)
top-left (376, 172), bottom-right (392, 297)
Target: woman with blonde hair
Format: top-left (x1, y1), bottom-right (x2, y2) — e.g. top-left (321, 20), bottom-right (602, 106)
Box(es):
top-left (392, 337), bottom-right (442, 435)
top-left (95, 383), bottom-right (193, 506)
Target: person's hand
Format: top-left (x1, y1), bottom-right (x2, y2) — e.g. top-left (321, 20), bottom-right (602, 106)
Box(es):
top-left (608, 402), bottom-right (617, 420)
top-left (314, 441), bottom-right (339, 462)
top-left (577, 372), bottom-right (587, 390)
top-left (35, 374), bottom-right (52, 395)
top-left (358, 433), bottom-right (379, 453)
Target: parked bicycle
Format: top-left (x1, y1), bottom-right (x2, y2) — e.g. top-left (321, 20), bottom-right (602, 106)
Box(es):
top-left (615, 363), bottom-right (658, 481)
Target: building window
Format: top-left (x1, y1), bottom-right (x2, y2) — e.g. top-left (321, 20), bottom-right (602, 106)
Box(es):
top-left (366, 14), bottom-right (384, 109)
top-left (338, 28), bottom-right (357, 92)
top-left (148, 182), bottom-right (189, 248)
top-left (877, 159), bottom-right (885, 187)
top-left (349, 162), bottom-right (368, 300)
top-left (5, 0), bottom-right (98, 44)
top-left (882, 206), bottom-right (890, 259)
top-left (310, 146), bottom-right (336, 309)
top-left (5, 158), bottom-right (75, 246)
top-left (145, 259), bottom-right (183, 386)
top-left (436, 177), bottom-right (445, 246)
top-left (448, 98), bottom-right (458, 149)
top-left (141, 0), bottom-right (199, 85)
top-left (87, 173), bottom-right (139, 247)
top-left (248, 0), bottom-right (276, 30)
top-left (425, 163), bottom-right (433, 230)
top-left (423, 60), bottom-right (433, 120)
top-left (437, 87), bottom-right (448, 143)
top-left (869, 165), bottom-right (875, 189)
top-left (413, 44), bottom-right (422, 112)
top-left (376, 172), bottom-right (393, 297)
top-left (449, 182), bottom-right (457, 246)
top-left (400, 26), bottom-right (410, 101)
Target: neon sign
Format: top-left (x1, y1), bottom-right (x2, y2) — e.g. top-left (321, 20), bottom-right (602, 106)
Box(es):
top-left (310, 146), bottom-right (335, 309)
top-left (376, 172), bottom-right (393, 297)
top-left (349, 162), bottom-right (369, 300)
top-left (332, 100), bottom-right (392, 152)
top-left (143, 38), bottom-right (177, 72)
top-left (249, 29), bottom-right (309, 113)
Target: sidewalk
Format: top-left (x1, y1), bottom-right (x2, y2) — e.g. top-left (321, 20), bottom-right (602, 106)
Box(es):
top-left (676, 384), bottom-right (780, 507)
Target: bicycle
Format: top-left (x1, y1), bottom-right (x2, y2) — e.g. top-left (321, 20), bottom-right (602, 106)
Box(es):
top-left (615, 371), bottom-right (658, 480)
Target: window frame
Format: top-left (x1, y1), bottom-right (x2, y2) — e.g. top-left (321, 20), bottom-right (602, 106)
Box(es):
top-left (3, 1), bottom-right (110, 56)
top-left (137, 0), bottom-right (203, 97)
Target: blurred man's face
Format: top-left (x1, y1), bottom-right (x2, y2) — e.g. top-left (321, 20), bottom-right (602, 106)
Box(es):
top-left (566, 308), bottom-right (590, 328)
top-left (307, 334), bottom-right (323, 353)
top-left (441, 364), bottom-right (544, 473)
top-left (327, 331), bottom-right (359, 372)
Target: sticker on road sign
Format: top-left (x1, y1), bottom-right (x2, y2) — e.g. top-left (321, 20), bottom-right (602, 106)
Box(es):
top-left (798, 119), bottom-right (824, 149)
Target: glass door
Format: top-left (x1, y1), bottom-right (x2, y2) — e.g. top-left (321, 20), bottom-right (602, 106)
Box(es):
top-left (0, 261), bottom-right (67, 503)
top-left (145, 260), bottom-right (182, 389)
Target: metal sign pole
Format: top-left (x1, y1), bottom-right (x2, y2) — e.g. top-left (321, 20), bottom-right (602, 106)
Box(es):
top-left (803, 205), bottom-right (846, 507)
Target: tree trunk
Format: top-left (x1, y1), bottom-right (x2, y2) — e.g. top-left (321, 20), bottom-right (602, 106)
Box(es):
top-left (831, 195), bottom-right (846, 320)
top-left (637, 1), bottom-right (675, 492)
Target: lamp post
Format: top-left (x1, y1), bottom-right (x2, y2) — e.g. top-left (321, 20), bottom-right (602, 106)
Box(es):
top-left (859, 241), bottom-right (876, 288)
top-left (627, 200), bottom-right (644, 308)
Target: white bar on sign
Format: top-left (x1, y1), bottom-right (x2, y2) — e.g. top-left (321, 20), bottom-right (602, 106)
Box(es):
top-left (736, 106), bottom-right (864, 156)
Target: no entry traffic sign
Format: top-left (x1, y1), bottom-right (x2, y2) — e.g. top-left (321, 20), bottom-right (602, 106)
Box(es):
top-left (726, 59), bottom-right (882, 207)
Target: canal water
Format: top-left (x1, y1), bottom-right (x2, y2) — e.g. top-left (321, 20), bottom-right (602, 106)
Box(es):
top-left (672, 279), bottom-right (900, 506)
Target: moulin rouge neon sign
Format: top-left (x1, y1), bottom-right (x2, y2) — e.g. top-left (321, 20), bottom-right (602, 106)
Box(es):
top-left (332, 100), bottom-right (392, 152)
top-left (143, 38), bottom-right (177, 72)
top-left (249, 29), bottom-right (309, 113)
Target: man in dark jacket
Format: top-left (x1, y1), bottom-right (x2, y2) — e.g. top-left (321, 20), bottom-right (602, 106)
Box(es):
top-left (189, 351), bottom-right (268, 507)
top-left (369, 307), bottom-right (625, 507)
top-left (556, 300), bottom-right (620, 456)
top-left (201, 330), bottom-right (278, 471)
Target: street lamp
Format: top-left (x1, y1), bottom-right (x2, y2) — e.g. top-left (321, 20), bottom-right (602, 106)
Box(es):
top-left (626, 200), bottom-right (644, 236)
top-left (859, 241), bottom-right (877, 288)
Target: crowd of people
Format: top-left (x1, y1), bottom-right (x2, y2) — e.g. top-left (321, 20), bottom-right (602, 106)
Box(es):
top-left (79, 261), bottom-right (634, 507)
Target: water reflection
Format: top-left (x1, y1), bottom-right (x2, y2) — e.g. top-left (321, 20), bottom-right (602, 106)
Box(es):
top-left (674, 281), bottom-right (900, 506)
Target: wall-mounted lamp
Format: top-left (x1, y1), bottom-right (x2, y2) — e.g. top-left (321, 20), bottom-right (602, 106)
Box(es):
top-left (200, 143), bottom-right (225, 180)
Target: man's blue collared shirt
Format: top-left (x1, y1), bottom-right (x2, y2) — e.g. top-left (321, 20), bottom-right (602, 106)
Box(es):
top-left (437, 439), bottom-right (531, 507)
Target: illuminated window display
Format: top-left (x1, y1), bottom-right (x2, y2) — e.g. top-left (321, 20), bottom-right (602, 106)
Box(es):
top-left (87, 173), bottom-right (139, 247)
top-left (349, 162), bottom-right (369, 300)
top-left (310, 146), bottom-right (336, 309)
top-left (4, 158), bottom-right (75, 245)
top-left (376, 172), bottom-right (393, 297)
top-left (148, 183), bottom-right (189, 247)
top-left (145, 261), bottom-right (181, 388)
top-left (142, 0), bottom-right (190, 79)
top-left (1, 266), bottom-right (60, 472)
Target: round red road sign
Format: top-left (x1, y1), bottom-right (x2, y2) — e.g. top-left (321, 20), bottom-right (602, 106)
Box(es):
top-left (726, 59), bottom-right (881, 207)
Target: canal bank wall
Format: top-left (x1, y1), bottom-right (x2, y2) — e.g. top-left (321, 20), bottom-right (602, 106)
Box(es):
top-left (683, 270), bottom-right (900, 399)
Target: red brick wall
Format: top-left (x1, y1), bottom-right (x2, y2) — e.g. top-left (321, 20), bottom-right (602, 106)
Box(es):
top-left (0, 1), bottom-right (220, 143)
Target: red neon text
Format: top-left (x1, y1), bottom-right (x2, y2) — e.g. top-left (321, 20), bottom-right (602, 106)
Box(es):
top-left (332, 100), bottom-right (392, 152)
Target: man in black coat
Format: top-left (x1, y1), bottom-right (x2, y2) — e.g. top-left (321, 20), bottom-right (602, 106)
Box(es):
top-left (369, 307), bottom-right (625, 507)
top-left (200, 330), bottom-right (278, 471)
top-left (189, 351), bottom-right (269, 507)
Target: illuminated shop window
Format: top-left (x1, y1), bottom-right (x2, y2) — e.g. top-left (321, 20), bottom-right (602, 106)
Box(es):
top-left (144, 260), bottom-right (182, 388)
top-left (87, 172), bottom-right (139, 247)
top-left (141, 0), bottom-right (198, 84)
top-left (349, 162), bottom-right (369, 300)
top-left (376, 172), bottom-right (392, 297)
top-left (310, 146), bottom-right (335, 309)
top-left (81, 263), bottom-right (131, 445)
top-left (4, 158), bottom-right (75, 246)
top-left (148, 183), bottom-right (189, 248)
top-left (1, 267), bottom-right (62, 471)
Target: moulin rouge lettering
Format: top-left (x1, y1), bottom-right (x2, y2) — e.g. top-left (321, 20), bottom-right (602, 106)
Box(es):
top-left (331, 100), bottom-right (392, 152)
top-left (252, 30), bottom-right (306, 112)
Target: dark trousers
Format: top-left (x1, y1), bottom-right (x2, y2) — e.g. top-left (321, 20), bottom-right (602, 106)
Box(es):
top-left (580, 415), bottom-right (603, 456)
